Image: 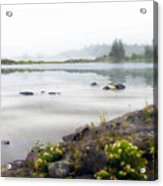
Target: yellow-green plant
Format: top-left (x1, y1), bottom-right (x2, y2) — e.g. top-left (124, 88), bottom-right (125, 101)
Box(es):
top-left (95, 140), bottom-right (148, 180)
top-left (123, 121), bottom-right (130, 126)
top-left (144, 101), bottom-right (151, 121)
top-left (34, 142), bottom-right (64, 172)
top-left (111, 123), bottom-right (117, 127)
top-left (99, 114), bottom-right (108, 125)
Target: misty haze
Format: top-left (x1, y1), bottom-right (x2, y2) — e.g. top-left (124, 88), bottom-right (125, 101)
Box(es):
top-left (1, 1), bottom-right (157, 180)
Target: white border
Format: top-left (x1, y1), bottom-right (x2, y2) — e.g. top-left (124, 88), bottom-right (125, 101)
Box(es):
top-left (0, 0), bottom-right (162, 186)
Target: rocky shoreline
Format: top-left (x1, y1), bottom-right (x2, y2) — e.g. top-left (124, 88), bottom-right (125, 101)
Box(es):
top-left (1, 105), bottom-right (158, 180)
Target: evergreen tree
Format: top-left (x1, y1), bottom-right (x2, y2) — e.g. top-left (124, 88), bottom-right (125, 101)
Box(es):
top-left (109, 39), bottom-right (125, 61)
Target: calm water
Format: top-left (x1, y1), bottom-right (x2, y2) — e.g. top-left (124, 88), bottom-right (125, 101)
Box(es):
top-left (1, 62), bottom-right (154, 164)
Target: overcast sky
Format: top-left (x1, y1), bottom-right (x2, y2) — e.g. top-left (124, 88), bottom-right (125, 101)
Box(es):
top-left (1, 1), bottom-right (153, 59)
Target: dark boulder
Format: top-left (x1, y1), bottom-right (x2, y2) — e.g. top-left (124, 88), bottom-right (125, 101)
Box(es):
top-left (90, 82), bottom-right (98, 86)
top-left (62, 133), bottom-right (80, 142)
top-left (103, 86), bottom-right (110, 90)
top-left (62, 125), bottom-right (90, 142)
top-left (19, 91), bottom-right (34, 96)
top-left (115, 83), bottom-right (125, 90)
top-left (75, 125), bottom-right (90, 133)
top-left (71, 144), bottom-right (107, 176)
top-left (48, 160), bottom-right (73, 178)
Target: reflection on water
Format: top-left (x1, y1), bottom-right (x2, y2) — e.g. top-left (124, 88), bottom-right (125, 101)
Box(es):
top-left (1, 62), bottom-right (154, 164)
top-left (2, 62), bottom-right (153, 86)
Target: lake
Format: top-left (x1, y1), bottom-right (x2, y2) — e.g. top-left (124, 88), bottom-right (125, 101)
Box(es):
top-left (1, 62), bottom-right (154, 164)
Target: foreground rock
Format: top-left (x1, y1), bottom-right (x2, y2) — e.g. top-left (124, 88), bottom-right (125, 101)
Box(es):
top-left (1, 105), bottom-right (157, 180)
top-left (48, 160), bottom-right (73, 178)
top-left (62, 125), bottom-right (90, 142)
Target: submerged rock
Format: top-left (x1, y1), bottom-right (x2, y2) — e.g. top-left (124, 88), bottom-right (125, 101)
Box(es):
top-left (19, 91), bottom-right (34, 96)
top-left (90, 82), bottom-right (98, 86)
top-left (48, 92), bottom-right (61, 95)
top-left (41, 90), bottom-right (46, 94)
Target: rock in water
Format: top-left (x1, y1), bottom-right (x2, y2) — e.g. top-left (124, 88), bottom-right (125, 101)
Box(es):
top-left (90, 82), bottom-right (98, 86)
top-left (103, 86), bottom-right (110, 90)
top-left (19, 91), bottom-right (34, 96)
top-left (48, 92), bottom-right (61, 95)
top-left (115, 83), bottom-right (125, 90)
top-left (48, 160), bottom-right (73, 178)
top-left (108, 83), bottom-right (116, 90)
top-left (1, 140), bottom-right (10, 145)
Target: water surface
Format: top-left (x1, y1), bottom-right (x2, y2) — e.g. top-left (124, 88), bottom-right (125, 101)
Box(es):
top-left (1, 62), bottom-right (154, 164)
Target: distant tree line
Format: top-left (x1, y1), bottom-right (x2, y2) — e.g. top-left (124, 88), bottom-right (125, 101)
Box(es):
top-left (1, 40), bottom-right (154, 65)
top-left (1, 59), bottom-right (16, 64)
top-left (107, 39), bottom-right (153, 62)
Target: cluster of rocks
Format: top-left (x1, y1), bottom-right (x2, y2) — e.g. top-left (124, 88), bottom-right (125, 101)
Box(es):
top-left (90, 82), bottom-right (125, 90)
top-left (18, 82), bottom-right (125, 97)
top-left (19, 91), bottom-right (61, 96)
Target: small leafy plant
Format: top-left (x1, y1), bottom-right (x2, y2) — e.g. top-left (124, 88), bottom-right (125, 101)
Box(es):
top-left (34, 141), bottom-right (64, 173)
top-left (99, 114), bottom-right (108, 125)
top-left (123, 121), bottom-right (130, 126)
top-left (144, 102), bottom-right (152, 121)
top-left (95, 140), bottom-right (148, 180)
top-left (111, 123), bottom-right (117, 127)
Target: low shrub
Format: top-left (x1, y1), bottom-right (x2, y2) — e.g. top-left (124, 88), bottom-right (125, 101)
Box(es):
top-left (95, 140), bottom-right (148, 180)
top-left (34, 141), bottom-right (64, 173)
